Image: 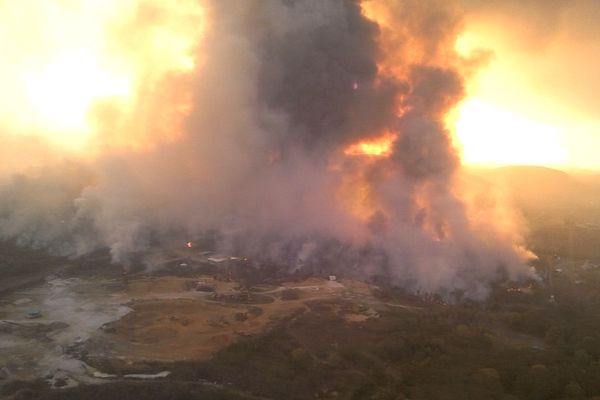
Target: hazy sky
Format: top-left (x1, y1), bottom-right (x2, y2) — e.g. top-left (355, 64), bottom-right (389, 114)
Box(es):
top-left (455, 0), bottom-right (600, 169)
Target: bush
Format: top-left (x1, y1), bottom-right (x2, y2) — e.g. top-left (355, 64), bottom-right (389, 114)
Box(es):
top-left (564, 381), bottom-right (585, 399)
top-left (281, 289), bottom-right (301, 301)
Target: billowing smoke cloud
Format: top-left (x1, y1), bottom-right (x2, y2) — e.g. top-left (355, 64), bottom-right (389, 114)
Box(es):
top-left (0, 0), bottom-right (534, 299)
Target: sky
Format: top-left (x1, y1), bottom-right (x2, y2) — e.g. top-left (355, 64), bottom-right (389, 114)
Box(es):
top-left (1, 1), bottom-right (598, 170)
top-left (453, 0), bottom-right (600, 170)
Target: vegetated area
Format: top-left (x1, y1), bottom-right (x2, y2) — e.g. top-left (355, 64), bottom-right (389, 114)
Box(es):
top-left (4, 166), bottom-right (600, 400)
top-left (3, 271), bottom-right (600, 399)
top-left (0, 242), bottom-right (65, 295)
top-left (474, 165), bottom-right (600, 260)
top-left (5, 257), bottom-right (600, 400)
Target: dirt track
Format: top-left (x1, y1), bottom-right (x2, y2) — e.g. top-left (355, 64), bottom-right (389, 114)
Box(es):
top-left (0, 270), bottom-right (389, 387)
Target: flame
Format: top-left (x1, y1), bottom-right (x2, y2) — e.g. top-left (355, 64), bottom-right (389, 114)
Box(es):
top-left (0, 0), bottom-right (205, 152)
top-left (344, 132), bottom-right (397, 157)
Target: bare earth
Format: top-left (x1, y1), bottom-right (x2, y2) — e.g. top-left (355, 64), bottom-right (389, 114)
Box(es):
top-left (0, 271), bottom-right (384, 387)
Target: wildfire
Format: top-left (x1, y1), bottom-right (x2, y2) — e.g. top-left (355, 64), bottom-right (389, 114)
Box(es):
top-left (344, 132), bottom-right (397, 157)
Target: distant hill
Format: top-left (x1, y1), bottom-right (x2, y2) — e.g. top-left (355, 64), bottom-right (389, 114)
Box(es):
top-left (467, 165), bottom-right (595, 209)
top-left (569, 169), bottom-right (600, 187)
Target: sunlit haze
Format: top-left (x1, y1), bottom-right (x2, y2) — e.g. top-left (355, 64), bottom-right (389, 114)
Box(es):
top-left (454, 99), bottom-right (568, 167)
top-left (453, 4), bottom-right (600, 170)
top-left (0, 0), bottom-right (203, 152)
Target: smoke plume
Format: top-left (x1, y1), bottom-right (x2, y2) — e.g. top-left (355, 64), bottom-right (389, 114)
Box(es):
top-left (0, 0), bottom-right (534, 299)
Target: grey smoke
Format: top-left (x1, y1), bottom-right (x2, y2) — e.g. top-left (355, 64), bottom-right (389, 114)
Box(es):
top-left (0, 0), bottom-right (534, 299)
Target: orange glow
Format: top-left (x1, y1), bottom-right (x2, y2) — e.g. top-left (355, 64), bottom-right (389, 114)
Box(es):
top-left (361, 1), bottom-right (461, 77)
top-left (337, 174), bottom-right (375, 223)
top-left (25, 50), bottom-right (131, 135)
top-left (453, 99), bottom-right (568, 167)
top-left (0, 0), bottom-right (205, 152)
top-left (451, 20), bottom-right (600, 169)
top-left (344, 133), bottom-right (397, 157)
top-left (451, 29), bottom-right (572, 168)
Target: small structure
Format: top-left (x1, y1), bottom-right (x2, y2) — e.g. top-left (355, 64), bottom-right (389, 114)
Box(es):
top-left (207, 256), bottom-right (229, 264)
top-left (124, 371), bottom-right (171, 380)
top-left (581, 260), bottom-right (598, 270)
top-left (328, 275), bottom-right (337, 281)
top-left (26, 309), bottom-right (42, 319)
top-left (195, 282), bottom-right (216, 292)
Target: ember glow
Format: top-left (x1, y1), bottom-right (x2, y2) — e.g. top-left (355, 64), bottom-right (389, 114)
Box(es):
top-left (344, 133), bottom-right (397, 157)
